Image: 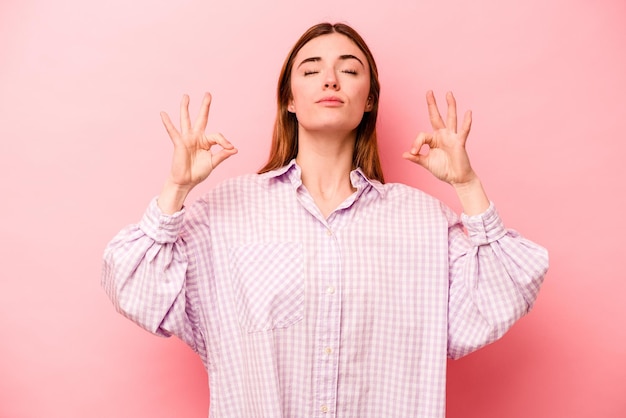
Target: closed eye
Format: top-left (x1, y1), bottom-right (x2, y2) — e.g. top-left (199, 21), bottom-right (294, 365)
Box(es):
top-left (342, 69), bottom-right (358, 75)
top-left (304, 70), bottom-right (319, 76)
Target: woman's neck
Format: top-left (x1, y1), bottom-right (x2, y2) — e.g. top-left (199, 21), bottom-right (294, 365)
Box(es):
top-left (296, 129), bottom-right (357, 218)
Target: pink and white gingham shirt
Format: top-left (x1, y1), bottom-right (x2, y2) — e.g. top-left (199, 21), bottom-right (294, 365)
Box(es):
top-left (102, 160), bottom-right (548, 417)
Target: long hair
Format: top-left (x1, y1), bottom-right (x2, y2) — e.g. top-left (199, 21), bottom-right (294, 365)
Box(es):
top-left (258, 22), bottom-right (384, 183)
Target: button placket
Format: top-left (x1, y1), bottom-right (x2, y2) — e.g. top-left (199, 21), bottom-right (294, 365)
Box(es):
top-left (313, 218), bottom-right (341, 417)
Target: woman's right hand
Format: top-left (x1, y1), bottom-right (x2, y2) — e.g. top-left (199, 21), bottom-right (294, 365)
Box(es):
top-left (157, 93), bottom-right (238, 214)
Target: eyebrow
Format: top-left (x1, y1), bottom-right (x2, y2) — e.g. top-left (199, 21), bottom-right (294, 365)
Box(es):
top-left (297, 54), bottom-right (365, 69)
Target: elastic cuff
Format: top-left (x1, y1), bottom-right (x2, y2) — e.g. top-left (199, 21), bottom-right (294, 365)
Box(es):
top-left (138, 197), bottom-right (185, 244)
top-left (461, 202), bottom-right (507, 245)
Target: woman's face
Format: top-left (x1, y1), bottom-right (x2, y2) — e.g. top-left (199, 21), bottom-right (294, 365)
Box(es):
top-left (289, 33), bottom-right (372, 137)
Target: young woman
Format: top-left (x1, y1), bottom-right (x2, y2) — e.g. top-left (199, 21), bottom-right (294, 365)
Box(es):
top-left (102, 22), bottom-right (548, 417)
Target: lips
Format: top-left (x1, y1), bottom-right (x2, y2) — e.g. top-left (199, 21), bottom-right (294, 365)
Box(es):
top-left (316, 96), bottom-right (344, 104)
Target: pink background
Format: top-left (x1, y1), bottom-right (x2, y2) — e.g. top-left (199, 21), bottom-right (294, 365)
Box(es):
top-left (1, 0), bottom-right (625, 416)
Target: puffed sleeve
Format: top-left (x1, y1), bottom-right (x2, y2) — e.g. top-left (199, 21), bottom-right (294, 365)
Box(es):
top-left (446, 202), bottom-right (549, 359)
top-left (101, 197), bottom-right (204, 354)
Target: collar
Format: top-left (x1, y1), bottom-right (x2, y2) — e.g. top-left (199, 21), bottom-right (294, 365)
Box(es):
top-left (259, 159), bottom-right (385, 196)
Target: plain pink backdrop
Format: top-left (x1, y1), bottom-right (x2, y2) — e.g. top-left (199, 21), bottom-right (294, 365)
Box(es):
top-left (1, 0), bottom-right (625, 416)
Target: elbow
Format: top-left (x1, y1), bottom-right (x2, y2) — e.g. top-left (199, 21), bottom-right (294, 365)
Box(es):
top-left (448, 299), bottom-right (526, 359)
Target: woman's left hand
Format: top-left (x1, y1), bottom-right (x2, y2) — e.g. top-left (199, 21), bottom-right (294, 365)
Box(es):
top-left (403, 91), bottom-right (477, 186)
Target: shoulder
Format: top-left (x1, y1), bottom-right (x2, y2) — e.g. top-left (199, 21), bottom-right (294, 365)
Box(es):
top-left (209, 171), bottom-right (278, 193)
top-left (214, 173), bottom-right (266, 192)
top-left (377, 181), bottom-right (459, 224)
top-left (190, 173), bottom-right (283, 211)
top-left (380, 182), bottom-right (441, 207)
top-left (179, 173), bottom-right (267, 230)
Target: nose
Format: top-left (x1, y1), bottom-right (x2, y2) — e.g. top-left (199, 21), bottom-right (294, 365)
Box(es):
top-left (323, 69), bottom-right (339, 90)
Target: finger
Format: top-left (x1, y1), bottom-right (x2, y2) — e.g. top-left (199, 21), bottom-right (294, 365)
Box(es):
top-left (446, 91), bottom-right (457, 133)
top-left (212, 147), bottom-right (238, 168)
top-left (460, 110), bottom-right (472, 142)
top-left (193, 92), bottom-right (212, 133)
top-left (160, 111), bottom-right (180, 144)
top-left (180, 94), bottom-right (192, 134)
top-left (207, 132), bottom-right (236, 150)
top-left (402, 149), bottom-right (428, 168)
top-left (406, 132), bottom-right (432, 156)
top-left (426, 90), bottom-right (445, 130)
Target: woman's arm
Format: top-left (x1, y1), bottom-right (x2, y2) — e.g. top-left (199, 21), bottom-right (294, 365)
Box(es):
top-left (101, 93), bottom-right (235, 356)
top-left (102, 200), bottom-right (192, 339)
top-left (403, 91), bottom-right (548, 357)
top-left (444, 204), bottom-right (548, 359)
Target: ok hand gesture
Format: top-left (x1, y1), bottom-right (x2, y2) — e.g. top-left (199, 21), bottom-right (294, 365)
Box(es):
top-left (403, 91), bottom-right (476, 186)
top-left (160, 93), bottom-right (238, 190)
top-left (158, 93), bottom-right (237, 213)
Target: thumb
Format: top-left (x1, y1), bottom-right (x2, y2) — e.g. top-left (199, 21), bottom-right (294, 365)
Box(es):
top-left (402, 131), bottom-right (431, 167)
top-left (402, 150), bottom-right (428, 168)
top-left (212, 147), bottom-right (238, 168)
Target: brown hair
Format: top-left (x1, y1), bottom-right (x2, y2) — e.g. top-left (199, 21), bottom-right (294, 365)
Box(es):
top-left (258, 22), bottom-right (384, 183)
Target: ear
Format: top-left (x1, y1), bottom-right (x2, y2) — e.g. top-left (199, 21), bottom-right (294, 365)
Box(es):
top-left (365, 96), bottom-right (374, 112)
top-left (287, 99), bottom-right (296, 113)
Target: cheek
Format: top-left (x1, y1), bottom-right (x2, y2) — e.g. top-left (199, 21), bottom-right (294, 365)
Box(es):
top-left (353, 88), bottom-right (372, 112)
top-left (351, 79), bottom-right (371, 106)
top-left (289, 81), bottom-right (306, 111)
top-left (290, 87), bottom-right (318, 114)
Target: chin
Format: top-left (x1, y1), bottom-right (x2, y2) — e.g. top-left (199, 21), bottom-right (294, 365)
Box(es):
top-left (300, 117), bottom-right (362, 134)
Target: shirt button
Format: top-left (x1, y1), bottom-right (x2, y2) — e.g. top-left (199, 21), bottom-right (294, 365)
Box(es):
top-left (326, 286), bottom-right (335, 295)
top-left (321, 405), bottom-right (329, 413)
top-left (324, 347), bottom-right (333, 355)
top-left (326, 229), bottom-right (332, 236)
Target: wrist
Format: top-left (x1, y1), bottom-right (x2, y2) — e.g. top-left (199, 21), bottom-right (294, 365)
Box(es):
top-left (451, 173), bottom-right (480, 192)
top-left (158, 180), bottom-right (194, 214)
top-left (452, 175), bottom-right (490, 216)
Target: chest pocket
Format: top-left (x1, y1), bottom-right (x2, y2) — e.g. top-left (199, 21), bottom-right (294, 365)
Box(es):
top-left (229, 242), bottom-right (304, 333)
